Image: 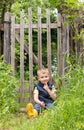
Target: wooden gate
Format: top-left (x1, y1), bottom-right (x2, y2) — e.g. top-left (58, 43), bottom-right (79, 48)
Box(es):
top-left (3, 7), bottom-right (65, 103)
top-left (3, 7), bottom-right (84, 103)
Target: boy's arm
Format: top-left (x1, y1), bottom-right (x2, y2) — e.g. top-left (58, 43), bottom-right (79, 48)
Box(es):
top-left (34, 88), bottom-right (45, 107)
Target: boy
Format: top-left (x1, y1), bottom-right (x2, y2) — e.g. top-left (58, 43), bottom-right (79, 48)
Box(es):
top-left (33, 68), bottom-right (56, 112)
top-left (26, 68), bottom-right (56, 117)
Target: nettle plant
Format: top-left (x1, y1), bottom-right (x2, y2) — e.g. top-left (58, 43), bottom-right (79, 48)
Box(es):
top-left (0, 60), bottom-right (18, 116)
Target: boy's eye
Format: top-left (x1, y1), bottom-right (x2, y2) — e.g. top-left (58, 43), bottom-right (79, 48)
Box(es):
top-left (41, 76), bottom-right (43, 78)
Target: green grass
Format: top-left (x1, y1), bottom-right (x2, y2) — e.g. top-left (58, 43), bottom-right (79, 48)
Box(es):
top-left (0, 64), bottom-right (84, 130)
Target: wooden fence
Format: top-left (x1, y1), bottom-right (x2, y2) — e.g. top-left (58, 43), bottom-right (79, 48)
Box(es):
top-left (3, 7), bottom-right (70, 103)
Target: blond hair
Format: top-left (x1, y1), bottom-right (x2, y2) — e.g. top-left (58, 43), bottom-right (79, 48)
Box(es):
top-left (37, 68), bottom-right (49, 77)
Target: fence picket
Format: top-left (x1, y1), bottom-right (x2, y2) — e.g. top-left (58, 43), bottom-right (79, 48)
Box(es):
top-left (11, 16), bottom-right (15, 75)
top-left (28, 8), bottom-right (33, 102)
top-left (46, 9), bottom-right (52, 78)
top-left (20, 10), bottom-right (24, 103)
top-left (38, 7), bottom-right (42, 68)
top-left (57, 13), bottom-right (62, 76)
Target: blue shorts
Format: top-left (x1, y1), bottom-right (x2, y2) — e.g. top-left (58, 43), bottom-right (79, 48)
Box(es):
top-left (34, 103), bottom-right (52, 112)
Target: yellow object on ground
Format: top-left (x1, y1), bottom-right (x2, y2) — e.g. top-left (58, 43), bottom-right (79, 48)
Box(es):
top-left (26, 103), bottom-right (38, 117)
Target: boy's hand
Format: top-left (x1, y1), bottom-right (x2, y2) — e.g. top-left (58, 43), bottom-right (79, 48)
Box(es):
top-left (40, 101), bottom-right (45, 107)
top-left (43, 83), bottom-right (49, 91)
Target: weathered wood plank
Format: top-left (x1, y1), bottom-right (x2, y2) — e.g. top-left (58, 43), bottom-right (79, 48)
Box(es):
top-left (4, 12), bottom-right (10, 64)
top-left (28, 8), bottom-right (33, 102)
top-left (62, 19), bottom-right (69, 75)
top-left (57, 13), bottom-right (62, 76)
top-left (11, 16), bottom-right (15, 75)
top-left (15, 23), bottom-right (58, 29)
top-left (38, 7), bottom-right (42, 68)
top-left (16, 87), bottom-right (29, 93)
top-left (16, 97), bottom-right (30, 103)
top-left (66, 24), bottom-right (69, 57)
top-left (46, 9), bottom-right (52, 78)
top-left (20, 10), bottom-right (24, 103)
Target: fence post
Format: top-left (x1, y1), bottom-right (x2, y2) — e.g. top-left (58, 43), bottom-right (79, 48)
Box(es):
top-left (4, 12), bottom-right (10, 64)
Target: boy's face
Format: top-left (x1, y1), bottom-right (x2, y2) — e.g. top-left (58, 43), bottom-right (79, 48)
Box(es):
top-left (37, 70), bottom-right (50, 84)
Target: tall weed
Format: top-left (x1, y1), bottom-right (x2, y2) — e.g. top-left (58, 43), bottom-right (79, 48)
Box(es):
top-left (0, 60), bottom-right (18, 117)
